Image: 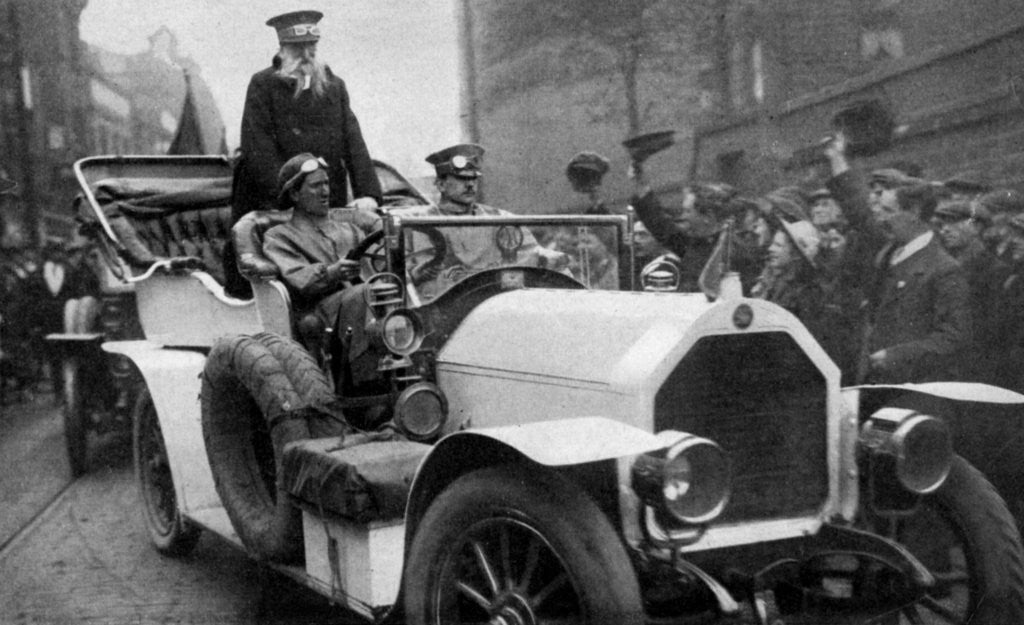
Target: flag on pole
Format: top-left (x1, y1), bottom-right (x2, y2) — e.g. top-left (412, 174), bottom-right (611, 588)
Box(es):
top-left (168, 70), bottom-right (205, 155)
top-left (698, 218), bottom-right (733, 301)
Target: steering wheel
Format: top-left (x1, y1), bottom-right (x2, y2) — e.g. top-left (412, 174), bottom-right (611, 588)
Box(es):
top-left (344, 229), bottom-right (387, 280)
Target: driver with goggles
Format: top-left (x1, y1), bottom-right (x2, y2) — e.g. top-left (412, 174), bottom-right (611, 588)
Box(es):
top-left (262, 153), bottom-right (381, 384)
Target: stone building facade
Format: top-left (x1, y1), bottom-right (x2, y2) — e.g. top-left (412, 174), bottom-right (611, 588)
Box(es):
top-left (456, 0), bottom-right (712, 213)
top-left (692, 0), bottom-right (1024, 193)
top-left (458, 0), bottom-right (1024, 210)
top-left (0, 0), bottom-right (224, 245)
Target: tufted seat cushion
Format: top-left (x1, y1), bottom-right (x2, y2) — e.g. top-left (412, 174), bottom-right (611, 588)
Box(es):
top-left (77, 176), bottom-right (236, 284)
top-left (231, 208), bottom-right (293, 280)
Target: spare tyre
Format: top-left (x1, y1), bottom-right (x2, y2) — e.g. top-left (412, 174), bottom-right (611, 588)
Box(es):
top-left (201, 334), bottom-right (331, 562)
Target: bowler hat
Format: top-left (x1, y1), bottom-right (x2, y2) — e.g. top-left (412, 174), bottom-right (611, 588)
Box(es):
top-left (870, 168), bottom-right (923, 189)
top-left (426, 144), bottom-right (485, 178)
top-left (267, 10), bottom-right (323, 44)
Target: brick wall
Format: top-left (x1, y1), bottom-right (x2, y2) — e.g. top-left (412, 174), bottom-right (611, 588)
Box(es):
top-left (694, 2), bottom-right (1024, 194)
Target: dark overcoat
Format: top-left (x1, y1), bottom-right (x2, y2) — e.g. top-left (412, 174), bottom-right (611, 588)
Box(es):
top-left (827, 170), bottom-right (971, 383)
top-left (232, 58), bottom-right (383, 220)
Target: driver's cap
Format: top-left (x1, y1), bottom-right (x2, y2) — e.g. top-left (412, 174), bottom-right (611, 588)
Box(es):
top-left (426, 143), bottom-right (485, 179)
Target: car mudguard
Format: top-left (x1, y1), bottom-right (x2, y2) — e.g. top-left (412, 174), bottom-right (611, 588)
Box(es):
top-left (102, 340), bottom-right (220, 513)
top-left (404, 417), bottom-right (673, 537)
top-left (846, 382), bottom-right (1024, 405)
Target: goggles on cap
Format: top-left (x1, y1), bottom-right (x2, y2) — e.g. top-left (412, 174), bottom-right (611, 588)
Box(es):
top-left (284, 156), bottom-right (328, 194)
top-left (282, 24), bottom-right (320, 38)
top-left (300, 156), bottom-right (328, 173)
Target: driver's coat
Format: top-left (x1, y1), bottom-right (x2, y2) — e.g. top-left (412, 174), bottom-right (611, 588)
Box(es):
top-left (263, 208), bottom-right (371, 304)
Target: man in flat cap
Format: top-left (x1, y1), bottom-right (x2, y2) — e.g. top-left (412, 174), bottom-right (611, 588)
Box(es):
top-left (411, 144), bottom-right (562, 296)
top-left (933, 200), bottom-right (1006, 382)
top-left (233, 10), bottom-right (381, 229)
top-left (823, 132), bottom-right (971, 384)
top-left (566, 151), bottom-right (611, 215)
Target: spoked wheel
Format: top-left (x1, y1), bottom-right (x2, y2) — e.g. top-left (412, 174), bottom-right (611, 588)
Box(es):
top-left (863, 456), bottom-right (1024, 624)
top-left (404, 466), bottom-right (644, 625)
top-left (133, 388), bottom-right (200, 556)
top-left (63, 358), bottom-right (89, 477)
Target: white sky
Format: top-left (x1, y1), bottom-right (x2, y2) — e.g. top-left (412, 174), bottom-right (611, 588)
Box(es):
top-left (79, 0), bottom-right (463, 178)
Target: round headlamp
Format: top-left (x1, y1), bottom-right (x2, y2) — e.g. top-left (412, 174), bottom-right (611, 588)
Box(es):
top-left (632, 435), bottom-right (731, 526)
top-left (663, 437), bottom-right (730, 524)
top-left (394, 382), bottom-right (448, 441)
top-left (381, 308), bottom-right (424, 356)
top-left (860, 407), bottom-right (952, 494)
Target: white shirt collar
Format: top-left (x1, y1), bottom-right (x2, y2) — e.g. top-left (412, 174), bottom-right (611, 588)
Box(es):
top-left (890, 230), bottom-right (932, 266)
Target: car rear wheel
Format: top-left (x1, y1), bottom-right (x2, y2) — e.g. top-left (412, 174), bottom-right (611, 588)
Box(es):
top-left (133, 388), bottom-right (200, 556)
top-left (404, 465), bottom-right (644, 625)
top-left (63, 358), bottom-right (89, 477)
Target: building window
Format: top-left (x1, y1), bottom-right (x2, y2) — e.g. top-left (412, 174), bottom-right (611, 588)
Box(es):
top-left (729, 36), bottom-right (765, 110)
top-left (751, 40), bottom-right (764, 104)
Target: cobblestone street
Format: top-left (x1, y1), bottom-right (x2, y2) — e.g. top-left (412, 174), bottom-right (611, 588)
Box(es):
top-left (0, 391), bottom-right (358, 625)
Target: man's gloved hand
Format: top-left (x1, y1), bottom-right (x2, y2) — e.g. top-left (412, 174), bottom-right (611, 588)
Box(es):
top-left (330, 258), bottom-right (362, 283)
top-left (537, 247), bottom-right (569, 272)
top-left (410, 260), bottom-right (442, 285)
top-left (349, 196), bottom-right (379, 211)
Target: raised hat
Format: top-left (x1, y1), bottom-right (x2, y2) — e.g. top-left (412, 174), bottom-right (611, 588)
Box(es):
top-left (622, 129), bottom-right (675, 164)
top-left (266, 10), bottom-right (323, 44)
top-left (426, 143), bottom-right (485, 178)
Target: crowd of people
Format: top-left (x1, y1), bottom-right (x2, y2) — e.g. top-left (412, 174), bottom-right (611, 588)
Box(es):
top-left (0, 231), bottom-right (100, 403)
top-left (8, 6), bottom-right (1023, 406)
top-left (583, 132), bottom-right (1024, 392)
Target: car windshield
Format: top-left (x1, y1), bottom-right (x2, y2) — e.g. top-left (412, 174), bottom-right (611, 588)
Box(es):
top-left (394, 215), bottom-right (629, 304)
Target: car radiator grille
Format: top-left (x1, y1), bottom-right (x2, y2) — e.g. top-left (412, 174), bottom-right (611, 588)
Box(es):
top-left (654, 332), bottom-right (829, 524)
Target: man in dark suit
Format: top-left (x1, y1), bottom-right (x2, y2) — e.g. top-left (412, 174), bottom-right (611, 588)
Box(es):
top-left (824, 134), bottom-right (971, 383)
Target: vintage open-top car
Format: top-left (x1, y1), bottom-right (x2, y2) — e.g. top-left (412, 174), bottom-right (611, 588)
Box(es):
top-left (68, 154), bottom-right (1024, 624)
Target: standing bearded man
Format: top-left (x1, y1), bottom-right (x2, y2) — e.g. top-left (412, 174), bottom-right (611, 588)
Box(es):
top-left (232, 10), bottom-right (382, 222)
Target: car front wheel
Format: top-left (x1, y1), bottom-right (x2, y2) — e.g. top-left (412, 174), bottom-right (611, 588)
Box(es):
top-left (404, 465), bottom-right (644, 625)
top-left (869, 455), bottom-right (1024, 624)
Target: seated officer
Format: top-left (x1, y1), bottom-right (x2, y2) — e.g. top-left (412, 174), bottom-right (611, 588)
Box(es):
top-left (413, 144), bottom-right (565, 295)
top-left (262, 153), bottom-right (379, 379)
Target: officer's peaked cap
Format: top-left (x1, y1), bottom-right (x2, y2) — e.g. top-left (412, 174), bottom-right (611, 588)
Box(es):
top-left (427, 143), bottom-right (485, 178)
top-left (267, 10), bottom-right (323, 44)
